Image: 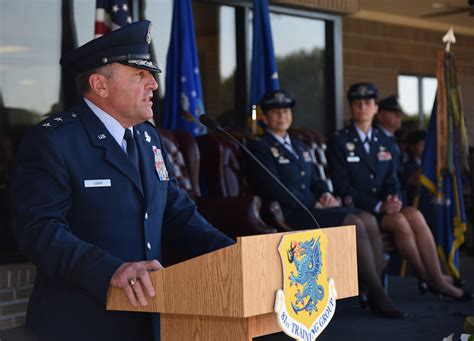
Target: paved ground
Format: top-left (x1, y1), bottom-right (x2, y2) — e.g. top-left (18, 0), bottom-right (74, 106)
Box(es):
top-left (2, 254), bottom-right (474, 341)
top-left (258, 254), bottom-right (474, 341)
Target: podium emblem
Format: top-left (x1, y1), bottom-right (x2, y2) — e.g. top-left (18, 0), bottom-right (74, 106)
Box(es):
top-left (275, 230), bottom-right (337, 340)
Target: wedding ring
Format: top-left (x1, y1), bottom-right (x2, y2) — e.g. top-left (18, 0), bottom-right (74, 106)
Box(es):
top-left (128, 277), bottom-right (137, 287)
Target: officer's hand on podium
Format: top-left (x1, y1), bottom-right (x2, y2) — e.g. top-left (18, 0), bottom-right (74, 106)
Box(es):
top-left (109, 260), bottom-right (163, 307)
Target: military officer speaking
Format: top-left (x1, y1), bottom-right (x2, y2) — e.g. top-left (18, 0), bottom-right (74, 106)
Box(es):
top-left (10, 21), bottom-right (233, 341)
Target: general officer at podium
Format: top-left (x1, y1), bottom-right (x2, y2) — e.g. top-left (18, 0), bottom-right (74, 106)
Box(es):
top-left (10, 20), bottom-right (233, 341)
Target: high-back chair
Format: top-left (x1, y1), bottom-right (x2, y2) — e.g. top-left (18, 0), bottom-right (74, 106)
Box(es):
top-left (158, 129), bottom-right (276, 247)
top-left (196, 131), bottom-right (291, 231)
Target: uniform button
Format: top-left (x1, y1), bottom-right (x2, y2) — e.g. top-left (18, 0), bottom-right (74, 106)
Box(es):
top-left (369, 174), bottom-right (374, 179)
top-left (146, 242), bottom-right (152, 250)
top-left (301, 184), bottom-right (306, 189)
top-left (144, 212), bottom-right (149, 220)
top-left (300, 171), bottom-right (305, 176)
top-left (372, 188), bottom-right (377, 193)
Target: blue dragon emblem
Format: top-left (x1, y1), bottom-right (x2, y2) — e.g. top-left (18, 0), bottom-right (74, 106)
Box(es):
top-left (287, 237), bottom-right (324, 315)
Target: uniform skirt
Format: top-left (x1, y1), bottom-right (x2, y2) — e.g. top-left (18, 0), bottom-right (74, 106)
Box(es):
top-left (283, 206), bottom-right (362, 230)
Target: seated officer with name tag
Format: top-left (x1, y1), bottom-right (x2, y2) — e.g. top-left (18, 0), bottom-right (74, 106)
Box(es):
top-left (10, 20), bottom-right (234, 341)
top-left (328, 82), bottom-right (471, 303)
top-left (247, 89), bottom-right (405, 319)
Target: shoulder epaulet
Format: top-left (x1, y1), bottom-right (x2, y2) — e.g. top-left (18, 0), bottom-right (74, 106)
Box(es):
top-left (143, 120), bottom-right (156, 128)
top-left (39, 111), bottom-right (80, 132)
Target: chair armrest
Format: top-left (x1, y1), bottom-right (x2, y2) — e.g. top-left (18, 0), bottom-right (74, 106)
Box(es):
top-left (260, 200), bottom-right (293, 232)
top-left (195, 195), bottom-right (277, 240)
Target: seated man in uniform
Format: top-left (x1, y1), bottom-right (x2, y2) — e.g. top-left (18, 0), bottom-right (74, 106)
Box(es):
top-left (375, 95), bottom-right (407, 203)
top-left (10, 21), bottom-right (234, 341)
top-left (247, 89), bottom-right (406, 319)
top-left (327, 82), bottom-right (470, 302)
top-left (403, 130), bottom-right (427, 206)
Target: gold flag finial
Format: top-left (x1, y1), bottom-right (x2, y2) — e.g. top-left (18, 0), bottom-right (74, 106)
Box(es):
top-left (442, 26), bottom-right (456, 52)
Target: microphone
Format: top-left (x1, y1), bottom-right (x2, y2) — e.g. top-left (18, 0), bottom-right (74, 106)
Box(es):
top-left (199, 114), bottom-right (320, 229)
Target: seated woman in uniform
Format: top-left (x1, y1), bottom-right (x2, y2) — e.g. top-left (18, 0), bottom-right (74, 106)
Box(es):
top-left (403, 130), bottom-right (427, 206)
top-left (247, 89), bottom-right (406, 319)
top-left (327, 82), bottom-right (471, 301)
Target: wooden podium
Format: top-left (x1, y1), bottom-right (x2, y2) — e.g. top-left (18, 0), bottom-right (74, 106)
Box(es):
top-left (107, 226), bottom-right (358, 340)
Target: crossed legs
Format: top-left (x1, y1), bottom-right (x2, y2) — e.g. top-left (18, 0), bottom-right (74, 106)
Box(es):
top-left (381, 206), bottom-right (463, 298)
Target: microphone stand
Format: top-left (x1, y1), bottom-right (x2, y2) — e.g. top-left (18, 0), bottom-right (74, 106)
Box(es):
top-left (199, 115), bottom-right (320, 229)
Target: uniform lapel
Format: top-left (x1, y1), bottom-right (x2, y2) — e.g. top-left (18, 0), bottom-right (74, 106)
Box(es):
top-left (264, 132), bottom-right (305, 171)
top-left (76, 99), bottom-right (144, 196)
top-left (134, 126), bottom-right (156, 205)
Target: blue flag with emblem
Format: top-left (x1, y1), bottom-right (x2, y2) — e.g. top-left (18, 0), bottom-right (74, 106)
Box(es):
top-left (419, 49), bottom-right (469, 280)
top-left (162, 0), bottom-right (206, 136)
top-left (249, 0), bottom-right (280, 130)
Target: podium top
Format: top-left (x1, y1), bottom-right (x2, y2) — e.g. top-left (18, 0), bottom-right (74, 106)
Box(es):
top-left (107, 225), bottom-right (357, 318)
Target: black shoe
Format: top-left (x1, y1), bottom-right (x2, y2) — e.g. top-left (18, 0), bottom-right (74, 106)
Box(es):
top-left (368, 296), bottom-right (408, 319)
top-left (454, 278), bottom-right (466, 288)
top-left (418, 280), bottom-right (429, 294)
top-left (359, 286), bottom-right (369, 309)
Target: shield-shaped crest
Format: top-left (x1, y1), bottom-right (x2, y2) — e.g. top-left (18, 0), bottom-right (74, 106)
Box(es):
top-left (275, 230), bottom-right (337, 340)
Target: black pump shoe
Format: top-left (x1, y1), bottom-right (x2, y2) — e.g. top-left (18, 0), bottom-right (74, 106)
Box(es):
top-left (367, 297), bottom-right (408, 319)
top-left (453, 278), bottom-right (466, 288)
top-left (359, 286), bottom-right (369, 309)
top-left (418, 280), bottom-right (429, 294)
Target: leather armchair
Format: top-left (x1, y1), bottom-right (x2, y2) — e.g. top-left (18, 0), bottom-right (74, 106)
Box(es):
top-left (158, 129), bottom-right (275, 242)
top-left (196, 131), bottom-right (290, 231)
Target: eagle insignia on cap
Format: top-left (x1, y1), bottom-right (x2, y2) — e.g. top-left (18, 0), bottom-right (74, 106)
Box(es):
top-left (357, 85), bottom-right (369, 96)
top-left (274, 92), bottom-right (286, 104)
top-left (146, 23), bottom-right (153, 44)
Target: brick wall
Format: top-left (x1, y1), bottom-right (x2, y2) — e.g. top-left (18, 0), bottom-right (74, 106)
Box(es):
top-left (271, 0), bottom-right (358, 14)
top-left (342, 17), bottom-right (474, 143)
top-left (0, 263), bottom-right (35, 330)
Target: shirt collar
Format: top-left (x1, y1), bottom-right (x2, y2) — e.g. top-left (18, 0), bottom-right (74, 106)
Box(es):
top-left (84, 98), bottom-right (132, 146)
top-left (354, 125), bottom-right (372, 142)
top-left (379, 125), bottom-right (394, 137)
top-left (267, 129), bottom-right (291, 145)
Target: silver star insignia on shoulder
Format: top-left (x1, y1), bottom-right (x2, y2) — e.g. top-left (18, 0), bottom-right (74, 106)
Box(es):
top-left (144, 131), bottom-right (151, 143)
top-left (42, 122), bottom-right (51, 128)
top-left (71, 113), bottom-right (77, 118)
top-left (54, 117), bottom-right (63, 122)
top-left (98, 134), bottom-right (106, 140)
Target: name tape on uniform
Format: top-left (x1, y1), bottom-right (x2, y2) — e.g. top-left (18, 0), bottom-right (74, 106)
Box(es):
top-left (84, 179), bottom-right (112, 188)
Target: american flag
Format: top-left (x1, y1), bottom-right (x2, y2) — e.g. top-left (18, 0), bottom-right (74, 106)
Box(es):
top-left (94, 0), bottom-right (132, 37)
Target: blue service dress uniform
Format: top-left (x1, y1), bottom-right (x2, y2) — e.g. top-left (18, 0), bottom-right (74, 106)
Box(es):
top-left (10, 99), bottom-right (234, 341)
top-left (247, 131), bottom-right (359, 229)
top-left (376, 124), bottom-right (408, 204)
top-left (403, 152), bottom-right (422, 206)
top-left (327, 125), bottom-right (401, 214)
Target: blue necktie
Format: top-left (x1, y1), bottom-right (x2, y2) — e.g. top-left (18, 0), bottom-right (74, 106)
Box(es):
top-left (363, 136), bottom-right (371, 154)
top-left (124, 129), bottom-right (140, 173)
